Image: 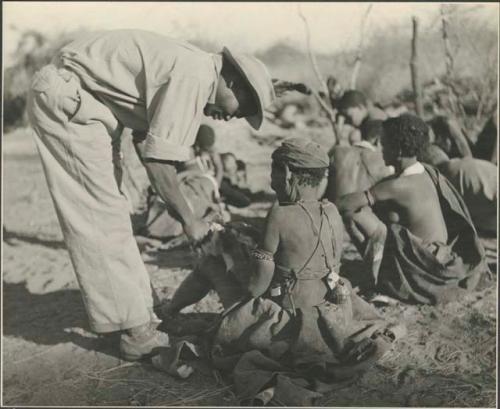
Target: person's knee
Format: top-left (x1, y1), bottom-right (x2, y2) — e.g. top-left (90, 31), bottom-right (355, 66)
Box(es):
top-left (349, 207), bottom-right (385, 239)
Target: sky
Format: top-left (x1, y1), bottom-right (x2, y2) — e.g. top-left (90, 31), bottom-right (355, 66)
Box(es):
top-left (3, 2), bottom-right (498, 66)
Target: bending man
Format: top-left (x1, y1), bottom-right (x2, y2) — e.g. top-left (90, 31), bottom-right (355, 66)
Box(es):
top-left (27, 29), bottom-right (275, 360)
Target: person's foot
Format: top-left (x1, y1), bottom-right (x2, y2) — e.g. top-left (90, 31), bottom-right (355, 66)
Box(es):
top-left (365, 291), bottom-right (399, 306)
top-left (372, 323), bottom-right (407, 343)
top-left (120, 322), bottom-right (170, 361)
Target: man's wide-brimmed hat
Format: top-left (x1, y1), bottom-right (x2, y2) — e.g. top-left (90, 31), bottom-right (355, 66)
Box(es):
top-left (222, 47), bottom-right (275, 130)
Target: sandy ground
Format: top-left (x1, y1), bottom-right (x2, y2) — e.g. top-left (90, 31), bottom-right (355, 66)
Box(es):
top-left (2, 123), bottom-right (497, 407)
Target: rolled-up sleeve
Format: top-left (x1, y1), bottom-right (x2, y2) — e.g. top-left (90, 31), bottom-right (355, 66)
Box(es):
top-left (143, 75), bottom-right (209, 162)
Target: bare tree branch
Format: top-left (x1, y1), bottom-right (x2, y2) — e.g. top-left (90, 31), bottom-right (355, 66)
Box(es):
top-left (297, 5), bottom-right (329, 97)
top-left (350, 3), bottom-right (373, 89)
top-left (297, 4), bottom-right (337, 142)
top-left (440, 5), bottom-right (454, 79)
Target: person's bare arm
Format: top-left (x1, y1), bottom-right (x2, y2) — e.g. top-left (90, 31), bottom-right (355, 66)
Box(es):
top-left (143, 159), bottom-right (209, 241)
top-left (131, 132), bottom-right (209, 242)
top-left (210, 152), bottom-right (224, 185)
top-left (337, 177), bottom-right (402, 216)
top-left (247, 202), bottom-right (281, 297)
top-left (447, 117), bottom-right (473, 158)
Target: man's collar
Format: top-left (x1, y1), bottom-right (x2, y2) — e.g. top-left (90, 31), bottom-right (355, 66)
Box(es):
top-left (353, 140), bottom-right (376, 152)
top-left (401, 161), bottom-right (425, 176)
top-left (207, 54), bottom-right (223, 104)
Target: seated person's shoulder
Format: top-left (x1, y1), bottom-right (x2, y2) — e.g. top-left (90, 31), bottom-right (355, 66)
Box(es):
top-left (359, 148), bottom-right (385, 165)
top-left (367, 104), bottom-right (388, 120)
top-left (330, 145), bottom-right (359, 166)
top-left (330, 145), bottom-right (354, 157)
top-left (322, 199), bottom-right (340, 218)
top-left (321, 198), bottom-right (340, 213)
top-left (266, 200), bottom-right (287, 221)
top-left (371, 173), bottom-right (411, 201)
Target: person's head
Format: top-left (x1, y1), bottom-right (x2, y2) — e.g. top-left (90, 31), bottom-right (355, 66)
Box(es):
top-left (381, 114), bottom-right (430, 169)
top-left (236, 159), bottom-right (247, 182)
top-left (236, 159), bottom-right (246, 172)
top-left (271, 137), bottom-right (329, 203)
top-left (326, 76), bottom-right (343, 100)
top-left (337, 90), bottom-right (368, 127)
top-left (194, 125), bottom-right (216, 153)
top-left (220, 152), bottom-right (238, 174)
top-left (420, 143), bottom-right (450, 167)
top-left (205, 48), bottom-right (275, 130)
top-left (360, 119), bottom-right (384, 147)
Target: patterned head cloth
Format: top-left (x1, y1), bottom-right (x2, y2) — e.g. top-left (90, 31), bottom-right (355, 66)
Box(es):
top-left (272, 137), bottom-right (329, 169)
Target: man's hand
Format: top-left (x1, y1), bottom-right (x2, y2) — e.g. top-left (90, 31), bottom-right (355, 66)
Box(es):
top-left (183, 219), bottom-right (210, 243)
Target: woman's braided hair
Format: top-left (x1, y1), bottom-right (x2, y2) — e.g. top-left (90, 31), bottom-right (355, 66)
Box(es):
top-left (383, 114), bottom-right (430, 158)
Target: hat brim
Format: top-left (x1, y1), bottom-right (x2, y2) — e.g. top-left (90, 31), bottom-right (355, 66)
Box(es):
top-left (222, 47), bottom-right (264, 130)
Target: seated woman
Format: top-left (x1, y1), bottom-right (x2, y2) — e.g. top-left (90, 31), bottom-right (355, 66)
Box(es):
top-left (167, 137), bottom-right (404, 406)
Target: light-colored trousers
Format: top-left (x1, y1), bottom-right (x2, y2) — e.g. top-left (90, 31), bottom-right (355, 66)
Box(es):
top-left (27, 63), bottom-right (155, 333)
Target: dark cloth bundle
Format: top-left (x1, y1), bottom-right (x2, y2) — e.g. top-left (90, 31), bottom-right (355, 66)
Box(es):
top-left (377, 164), bottom-right (487, 304)
top-left (209, 282), bottom-right (400, 406)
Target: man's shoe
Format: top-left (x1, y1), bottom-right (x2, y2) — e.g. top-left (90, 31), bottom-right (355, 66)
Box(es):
top-left (120, 323), bottom-right (170, 361)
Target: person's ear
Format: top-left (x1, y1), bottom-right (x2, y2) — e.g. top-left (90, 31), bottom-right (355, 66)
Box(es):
top-left (284, 163), bottom-right (292, 182)
top-left (283, 163), bottom-right (294, 190)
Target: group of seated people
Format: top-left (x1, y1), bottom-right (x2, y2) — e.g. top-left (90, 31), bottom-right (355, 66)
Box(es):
top-left (334, 90), bottom-right (497, 237)
top-left (155, 95), bottom-right (494, 404)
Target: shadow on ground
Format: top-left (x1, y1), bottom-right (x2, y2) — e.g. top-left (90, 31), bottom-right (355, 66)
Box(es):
top-left (3, 227), bottom-right (66, 250)
top-left (2, 281), bottom-right (121, 359)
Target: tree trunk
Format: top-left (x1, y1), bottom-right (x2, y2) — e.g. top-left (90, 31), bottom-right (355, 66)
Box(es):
top-left (410, 16), bottom-right (424, 118)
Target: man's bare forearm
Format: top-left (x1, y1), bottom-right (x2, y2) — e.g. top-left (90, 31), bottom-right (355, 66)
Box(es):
top-left (337, 191), bottom-right (370, 215)
top-left (447, 118), bottom-right (472, 158)
top-left (143, 159), bottom-right (195, 227)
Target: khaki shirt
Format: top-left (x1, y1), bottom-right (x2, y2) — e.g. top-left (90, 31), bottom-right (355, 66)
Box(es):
top-left (57, 29), bottom-right (220, 161)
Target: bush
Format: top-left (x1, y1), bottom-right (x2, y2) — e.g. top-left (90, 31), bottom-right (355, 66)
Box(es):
top-left (3, 10), bottom-right (497, 133)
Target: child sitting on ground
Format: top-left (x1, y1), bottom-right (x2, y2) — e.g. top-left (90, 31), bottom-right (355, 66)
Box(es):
top-left (181, 124), bottom-right (224, 184)
top-left (219, 152), bottom-right (252, 208)
top-left (183, 125), bottom-right (252, 208)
